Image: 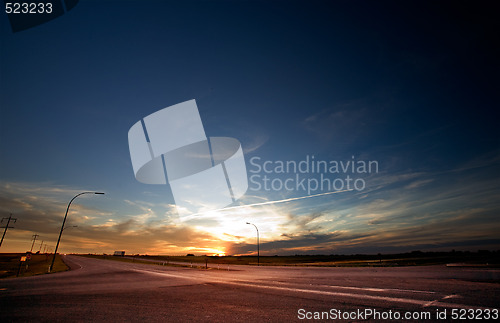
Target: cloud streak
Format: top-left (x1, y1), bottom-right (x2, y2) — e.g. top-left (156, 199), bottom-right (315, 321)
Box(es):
top-left (185, 188), bottom-right (354, 219)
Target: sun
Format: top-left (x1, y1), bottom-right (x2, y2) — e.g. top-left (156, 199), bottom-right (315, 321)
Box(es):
top-left (209, 248), bottom-right (226, 256)
top-left (180, 203), bottom-right (288, 256)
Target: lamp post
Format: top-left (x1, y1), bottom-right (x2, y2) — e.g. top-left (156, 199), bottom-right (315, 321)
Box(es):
top-left (246, 222), bottom-right (259, 266)
top-left (49, 192), bottom-right (104, 272)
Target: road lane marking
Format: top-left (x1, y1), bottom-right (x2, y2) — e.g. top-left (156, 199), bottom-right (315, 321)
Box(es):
top-left (132, 268), bottom-right (491, 310)
top-left (132, 269), bottom-right (208, 282)
top-left (221, 281), bottom-right (482, 310)
top-left (443, 294), bottom-right (461, 299)
top-left (64, 256), bottom-right (84, 270)
top-left (424, 294), bottom-right (463, 308)
top-left (315, 284), bottom-right (436, 294)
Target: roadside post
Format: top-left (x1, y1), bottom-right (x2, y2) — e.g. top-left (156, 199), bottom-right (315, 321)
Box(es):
top-left (17, 256), bottom-right (27, 277)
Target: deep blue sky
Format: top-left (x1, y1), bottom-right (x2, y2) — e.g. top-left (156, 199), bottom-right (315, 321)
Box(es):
top-left (1, 1), bottom-right (499, 255)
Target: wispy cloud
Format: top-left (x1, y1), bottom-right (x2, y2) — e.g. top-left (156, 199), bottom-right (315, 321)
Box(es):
top-left (243, 133), bottom-right (269, 154)
top-left (302, 100), bottom-right (381, 146)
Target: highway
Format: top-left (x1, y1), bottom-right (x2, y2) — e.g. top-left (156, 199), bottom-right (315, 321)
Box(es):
top-left (1, 255), bottom-right (499, 322)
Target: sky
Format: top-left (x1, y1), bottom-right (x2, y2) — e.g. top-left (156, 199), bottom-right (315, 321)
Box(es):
top-left (0, 0), bottom-right (499, 256)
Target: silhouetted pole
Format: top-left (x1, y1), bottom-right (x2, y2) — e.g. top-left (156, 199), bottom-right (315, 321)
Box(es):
top-left (49, 191), bottom-right (104, 272)
top-left (246, 222), bottom-right (259, 266)
top-left (30, 234), bottom-right (39, 252)
top-left (0, 214), bottom-right (17, 247)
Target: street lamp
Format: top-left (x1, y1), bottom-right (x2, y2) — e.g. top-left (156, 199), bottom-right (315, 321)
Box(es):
top-left (246, 222), bottom-right (259, 266)
top-left (49, 191), bottom-right (104, 272)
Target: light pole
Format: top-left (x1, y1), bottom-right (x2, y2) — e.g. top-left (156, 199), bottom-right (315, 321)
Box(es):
top-left (246, 222), bottom-right (259, 266)
top-left (49, 191), bottom-right (104, 272)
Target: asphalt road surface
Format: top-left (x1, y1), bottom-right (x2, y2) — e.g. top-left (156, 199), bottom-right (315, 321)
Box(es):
top-left (1, 255), bottom-right (499, 322)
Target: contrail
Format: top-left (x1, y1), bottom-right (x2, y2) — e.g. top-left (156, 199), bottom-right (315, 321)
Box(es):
top-left (183, 189), bottom-right (353, 219)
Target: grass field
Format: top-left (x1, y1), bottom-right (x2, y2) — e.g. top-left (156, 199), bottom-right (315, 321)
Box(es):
top-left (0, 253), bottom-right (68, 279)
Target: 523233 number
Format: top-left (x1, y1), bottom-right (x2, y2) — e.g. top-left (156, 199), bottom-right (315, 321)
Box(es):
top-left (5, 2), bottom-right (53, 14)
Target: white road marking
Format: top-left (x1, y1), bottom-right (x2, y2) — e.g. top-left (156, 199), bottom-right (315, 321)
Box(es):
top-left (443, 294), bottom-right (461, 299)
top-left (316, 284), bottom-right (436, 294)
top-left (132, 268), bottom-right (491, 310)
top-left (66, 256), bottom-right (84, 270)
